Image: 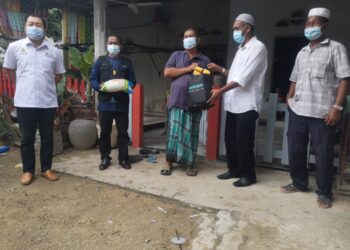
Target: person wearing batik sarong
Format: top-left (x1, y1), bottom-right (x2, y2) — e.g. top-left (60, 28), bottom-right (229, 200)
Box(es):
top-left (161, 28), bottom-right (210, 176)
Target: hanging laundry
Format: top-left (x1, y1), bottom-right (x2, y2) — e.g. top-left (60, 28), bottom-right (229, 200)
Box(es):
top-left (78, 15), bottom-right (86, 44)
top-left (5, 0), bottom-right (20, 12)
top-left (7, 10), bottom-right (25, 37)
top-left (0, 7), bottom-right (12, 37)
top-left (68, 10), bottom-right (77, 44)
top-left (85, 16), bottom-right (93, 44)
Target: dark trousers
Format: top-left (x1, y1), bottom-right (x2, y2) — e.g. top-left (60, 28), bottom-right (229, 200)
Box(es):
top-left (288, 108), bottom-right (335, 198)
top-left (16, 107), bottom-right (56, 174)
top-left (99, 111), bottom-right (129, 162)
top-left (225, 110), bottom-right (259, 180)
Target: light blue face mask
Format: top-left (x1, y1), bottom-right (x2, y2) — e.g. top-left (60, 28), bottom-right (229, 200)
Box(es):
top-left (107, 44), bottom-right (120, 56)
top-left (26, 26), bottom-right (44, 40)
top-left (183, 37), bottom-right (197, 50)
top-left (233, 30), bottom-right (245, 44)
top-left (304, 26), bottom-right (322, 41)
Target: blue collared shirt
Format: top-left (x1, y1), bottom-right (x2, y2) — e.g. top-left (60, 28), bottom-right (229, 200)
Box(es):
top-left (90, 56), bottom-right (136, 112)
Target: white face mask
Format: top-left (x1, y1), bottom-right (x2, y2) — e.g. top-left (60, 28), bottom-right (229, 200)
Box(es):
top-left (26, 26), bottom-right (44, 40)
top-left (107, 44), bottom-right (120, 56)
top-left (183, 37), bottom-right (197, 49)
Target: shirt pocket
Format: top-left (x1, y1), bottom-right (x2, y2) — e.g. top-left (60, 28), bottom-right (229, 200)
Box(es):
top-left (16, 49), bottom-right (32, 71)
top-left (40, 52), bottom-right (56, 73)
top-left (311, 54), bottom-right (330, 78)
top-left (100, 64), bottom-right (111, 72)
top-left (117, 65), bottom-right (128, 79)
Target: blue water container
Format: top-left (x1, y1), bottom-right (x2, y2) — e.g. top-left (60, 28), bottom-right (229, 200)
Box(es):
top-left (0, 146), bottom-right (10, 154)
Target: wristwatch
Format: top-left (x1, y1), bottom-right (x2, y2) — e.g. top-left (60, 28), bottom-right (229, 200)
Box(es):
top-left (333, 104), bottom-right (343, 111)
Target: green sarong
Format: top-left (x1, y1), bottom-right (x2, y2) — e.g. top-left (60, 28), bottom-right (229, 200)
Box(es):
top-left (166, 107), bottom-right (202, 166)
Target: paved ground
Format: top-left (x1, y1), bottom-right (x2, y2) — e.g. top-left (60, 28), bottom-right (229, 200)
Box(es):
top-left (53, 147), bottom-right (350, 250)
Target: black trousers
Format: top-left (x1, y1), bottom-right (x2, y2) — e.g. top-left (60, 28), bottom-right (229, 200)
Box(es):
top-left (288, 108), bottom-right (335, 198)
top-left (225, 110), bottom-right (259, 180)
top-left (99, 111), bottom-right (129, 162)
top-left (16, 107), bottom-right (56, 174)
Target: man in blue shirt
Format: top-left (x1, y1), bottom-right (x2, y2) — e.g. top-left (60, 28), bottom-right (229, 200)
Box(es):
top-left (90, 35), bottom-right (136, 170)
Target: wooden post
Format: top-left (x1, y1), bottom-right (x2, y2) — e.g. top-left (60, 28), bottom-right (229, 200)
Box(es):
top-left (132, 84), bottom-right (144, 148)
top-left (206, 86), bottom-right (221, 160)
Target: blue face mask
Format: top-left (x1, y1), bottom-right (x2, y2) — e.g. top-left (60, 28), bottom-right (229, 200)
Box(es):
top-left (107, 44), bottom-right (120, 56)
top-left (304, 26), bottom-right (322, 41)
top-left (26, 26), bottom-right (44, 40)
top-left (183, 37), bottom-right (197, 50)
top-left (233, 30), bottom-right (245, 44)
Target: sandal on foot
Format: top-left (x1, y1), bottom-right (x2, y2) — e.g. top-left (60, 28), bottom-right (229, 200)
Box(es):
top-left (160, 168), bottom-right (172, 176)
top-left (186, 167), bottom-right (198, 177)
top-left (317, 195), bottom-right (332, 209)
top-left (280, 183), bottom-right (305, 193)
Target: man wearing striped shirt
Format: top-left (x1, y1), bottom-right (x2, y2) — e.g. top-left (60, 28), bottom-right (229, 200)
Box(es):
top-left (281, 8), bottom-right (350, 209)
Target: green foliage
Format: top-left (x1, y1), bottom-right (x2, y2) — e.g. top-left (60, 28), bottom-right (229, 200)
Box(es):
top-left (56, 75), bottom-right (67, 105)
top-left (68, 47), bottom-right (82, 73)
top-left (47, 8), bottom-right (63, 42)
top-left (67, 45), bottom-right (95, 103)
top-left (0, 97), bottom-right (21, 145)
top-left (68, 45), bottom-right (94, 81)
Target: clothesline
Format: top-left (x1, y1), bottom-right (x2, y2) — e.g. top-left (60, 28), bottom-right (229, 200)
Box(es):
top-left (0, 0), bottom-right (93, 43)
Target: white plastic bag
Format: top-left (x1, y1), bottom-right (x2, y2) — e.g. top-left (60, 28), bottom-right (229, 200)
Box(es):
top-left (99, 79), bottom-right (132, 93)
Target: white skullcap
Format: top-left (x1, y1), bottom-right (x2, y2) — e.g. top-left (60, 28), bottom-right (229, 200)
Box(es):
top-left (308, 7), bottom-right (331, 20)
top-left (235, 13), bottom-right (255, 26)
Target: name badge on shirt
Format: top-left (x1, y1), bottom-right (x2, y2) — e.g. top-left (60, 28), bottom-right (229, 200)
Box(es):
top-left (45, 52), bottom-right (55, 59)
top-left (19, 47), bottom-right (27, 54)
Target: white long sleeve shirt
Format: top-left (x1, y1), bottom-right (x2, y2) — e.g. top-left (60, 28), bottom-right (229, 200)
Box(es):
top-left (224, 36), bottom-right (268, 114)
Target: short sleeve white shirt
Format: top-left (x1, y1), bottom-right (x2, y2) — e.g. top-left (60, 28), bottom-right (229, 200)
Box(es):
top-left (224, 37), bottom-right (268, 114)
top-left (3, 38), bottom-right (65, 108)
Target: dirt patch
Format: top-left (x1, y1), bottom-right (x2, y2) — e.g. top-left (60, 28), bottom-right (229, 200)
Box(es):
top-left (0, 148), bottom-right (209, 250)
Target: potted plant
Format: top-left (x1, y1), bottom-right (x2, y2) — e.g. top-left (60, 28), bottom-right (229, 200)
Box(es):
top-left (65, 45), bottom-right (98, 150)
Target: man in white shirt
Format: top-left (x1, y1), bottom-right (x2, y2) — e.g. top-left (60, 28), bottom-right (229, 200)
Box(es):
top-left (208, 13), bottom-right (268, 187)
top-left (3, 15), bottom-right (65, 185)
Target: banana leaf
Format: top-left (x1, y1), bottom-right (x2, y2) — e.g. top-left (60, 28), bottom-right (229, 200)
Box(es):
top-left (67, 45), bottom-right (95, 103)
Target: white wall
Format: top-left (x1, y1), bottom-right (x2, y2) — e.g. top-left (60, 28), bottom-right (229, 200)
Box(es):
top-left (107, 0), bottom-right (230, 112)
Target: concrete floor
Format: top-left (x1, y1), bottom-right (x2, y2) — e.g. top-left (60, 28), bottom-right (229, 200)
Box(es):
top-left (53, 147), bottom-right (350, 250)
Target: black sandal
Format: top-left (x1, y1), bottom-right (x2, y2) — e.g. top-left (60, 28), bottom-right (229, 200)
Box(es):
top-left (160, 163), bottom-right (174, 175)
top-left (317, 195), bottom-right (332, 209)
top-left (186, 167), bottom-right (198, 177)
top-left (160, 169), bottom-right (171, 175)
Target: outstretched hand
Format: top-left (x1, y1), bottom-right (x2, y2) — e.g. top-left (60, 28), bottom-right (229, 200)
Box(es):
top-left (207, 88), bottom-right (222, 105)
top-left (207, 63), bottom-right (223, 73)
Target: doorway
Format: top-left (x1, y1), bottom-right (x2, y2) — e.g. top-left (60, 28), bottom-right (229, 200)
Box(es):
top-left (271, 36), bottom-right (308, 100)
